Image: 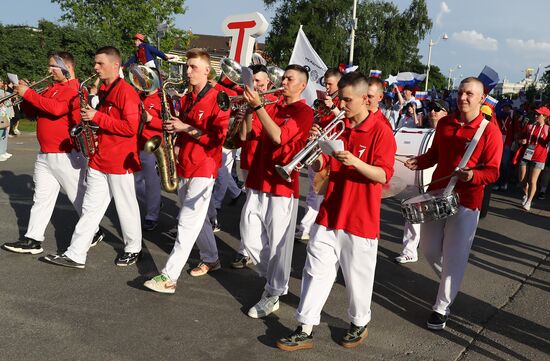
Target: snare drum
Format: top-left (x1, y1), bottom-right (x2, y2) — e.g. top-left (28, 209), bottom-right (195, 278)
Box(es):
top-left (401, 189), bottom-right (460, 224)
top-left (394, 128), bottom-right (436, 194)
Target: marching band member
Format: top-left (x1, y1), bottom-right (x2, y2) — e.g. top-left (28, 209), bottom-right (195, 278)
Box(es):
top-left (143, 48), bottom-right (230, 293)
top-left (134, 88), bottom-right (163, 231)
top-left (230, 64), bottom-right (274, 269)
top-left (295, 67), bottom-right (341, 242)
top-left (44, 46), bottom-right (143, 268)
top-left (3, 51), bottom-right (104, 255)
top-left (404, 77), bottom-right (502, 330)
top-left (240, 64), bottom-right (313, 318)
top-left (277, 73), bottom-right (395, 350)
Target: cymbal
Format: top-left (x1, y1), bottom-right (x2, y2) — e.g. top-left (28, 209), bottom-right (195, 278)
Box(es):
top-left (382, 176), bottom-right (408, 199)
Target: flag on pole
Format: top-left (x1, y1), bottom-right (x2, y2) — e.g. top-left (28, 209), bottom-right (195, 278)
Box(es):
top-left (478, 66), bottom-right (499, 94)
top-left (414, 91), bottom-right (428, 101)
top-left (289, 26), bottom-right (327, 106)
top-left (369, 69), bottom-right (382, 78)
top-left (483, 95), bottom-right (498, 109)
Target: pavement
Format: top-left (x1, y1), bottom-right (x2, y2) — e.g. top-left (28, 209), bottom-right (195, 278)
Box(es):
top-left (0, 132), bottom-right (548, 361)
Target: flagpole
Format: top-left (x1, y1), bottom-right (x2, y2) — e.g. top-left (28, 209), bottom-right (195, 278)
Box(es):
top-left (348, 0), bottom-right (358, 64)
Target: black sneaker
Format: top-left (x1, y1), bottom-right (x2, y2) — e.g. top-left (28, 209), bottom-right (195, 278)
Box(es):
top-left (427, 311), bottom-right (448, 330)
top-left (44, 253), bottom-right (85, 269)
top-left (276, 326), bottom-right (314, 351)
top-left (3, 238), bottom-right (43, 254)
top-left (230, 253), bottom-right (252, 269)
top-left (142, 220), bottom-right (158, 231)
top-left (228, 191), bottom-right (245, 206)
top-left (340, 323), bottom-right (368, 348)
top-left (538, 192), bottom-right (546, 200)
top-left (90, 229), bottom-right (105, 247)
top-left (115, 252), bottom-right (140, 267)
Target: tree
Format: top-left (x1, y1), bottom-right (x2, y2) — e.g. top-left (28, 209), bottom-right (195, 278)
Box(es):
top-left (51, 0), bottom-right (189, 61)
top-left (540, 65), bottom-right (550, 102)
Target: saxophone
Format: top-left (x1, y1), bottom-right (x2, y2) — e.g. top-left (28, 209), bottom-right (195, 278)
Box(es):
top-left (70, 73), bottom-right (99, 159)
top-left (143, 78), bottom-right (185, 193)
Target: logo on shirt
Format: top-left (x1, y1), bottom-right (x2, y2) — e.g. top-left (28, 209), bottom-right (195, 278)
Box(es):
top-left (358, 145), bottom-right (366, 158)
top-left (198, 110), bottom-right (204, 120)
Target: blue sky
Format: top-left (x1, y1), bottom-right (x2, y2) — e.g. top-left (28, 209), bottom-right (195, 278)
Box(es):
top-left (2, 0), bottom-right (549, 83)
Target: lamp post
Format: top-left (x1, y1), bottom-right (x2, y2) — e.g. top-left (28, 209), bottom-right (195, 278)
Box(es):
top-left (349, 0), bottom-right (358, 64)
top-left (447, 64), bottom-right (462, 90)
top-left (425, 33), bottom-right (448, 91)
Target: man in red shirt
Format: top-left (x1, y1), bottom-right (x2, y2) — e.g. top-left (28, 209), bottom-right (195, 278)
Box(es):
top-left (493, 101), bottom-right (520, 191)
top-left (3, 51), bottom-right (103, 255)
top-left (44, 46), bottom-right (143, 269)
top-left (134, 89), bottom-right (163, 231)
top-left (404, 77), bottom-right (503, 330)
top-left (143, 48), bottom-right (230, 293)
top-left (240, 64), bottom-right (313, 318)
top-left (295, 68), bottom-right (342, 243)
top-left (277, 73), bottom-right (395, 351)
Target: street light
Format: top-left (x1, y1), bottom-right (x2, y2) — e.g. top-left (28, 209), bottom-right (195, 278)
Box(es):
top-left (349, 0), bottom-right (358, 64)
top-left (425, 33), bottom-right (448, 91)
top-left (447, 64), bottom-right (462, 90)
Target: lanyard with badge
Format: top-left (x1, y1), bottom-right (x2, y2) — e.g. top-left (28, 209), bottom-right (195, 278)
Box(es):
top-left (522, 124), bottom-right (544, 161)
top-left (501, 115), bottom-right (510, 144)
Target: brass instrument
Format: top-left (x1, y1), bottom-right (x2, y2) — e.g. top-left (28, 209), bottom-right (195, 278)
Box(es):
top-left (12, 87), bottom-right (47, 107)
top-left (218, 58), bottom-right (243, 85)
top-left (70, 73), bottom-right (99, 159)
top-left (216, 87), bottom-right (283, 112)
top-left (140, 71), bottom-right (185, 193)
top-left (0, 75), bottom-right (53, 105)
top-left (313, 91), bottom-right (339, 121)
top-left (275, 110), bottom-right (346, 182)
top-left (267, 66), bottom-right (284, 88)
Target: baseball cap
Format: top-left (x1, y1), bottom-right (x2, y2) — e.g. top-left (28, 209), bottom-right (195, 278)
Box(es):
top-left (428, 99), bottom-right (449, 113)
top-left (133, 33), bottom-right (145, 41)
top-left (535, 106), bottom-right (550, 116)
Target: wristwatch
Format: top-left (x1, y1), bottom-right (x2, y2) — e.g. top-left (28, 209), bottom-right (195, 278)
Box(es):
top-left (330, 104), bottom-right (337, 110)
top-left (253, 104), bottom-right (264, 111)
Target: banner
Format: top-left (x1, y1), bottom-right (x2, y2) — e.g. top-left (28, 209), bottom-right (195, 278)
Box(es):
top-left (369, 69), bottom-right (382, 78)
top-left (289, 26), bottom-right (327, 106)
top-left (385, 72), bottom-right (427, 88)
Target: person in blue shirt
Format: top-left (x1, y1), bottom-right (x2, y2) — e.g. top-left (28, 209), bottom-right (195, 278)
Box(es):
top-left (124, 33), bottom-right (177, 69)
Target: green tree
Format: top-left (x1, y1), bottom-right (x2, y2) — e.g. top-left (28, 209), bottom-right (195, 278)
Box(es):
top-left (51, 0), bottom-right (189, 61)
top-left (540, 65), bottom-right (550, 102)
top-left (263, 0), bottom-right (445, 87)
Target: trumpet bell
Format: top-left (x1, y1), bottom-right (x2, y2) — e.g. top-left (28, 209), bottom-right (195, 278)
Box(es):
top-left (128, 64), bottom-right (160, 92)
top-left (267, 66), bottom-right (284, 88)
top-left (220, 58), bottom-right (242, 85)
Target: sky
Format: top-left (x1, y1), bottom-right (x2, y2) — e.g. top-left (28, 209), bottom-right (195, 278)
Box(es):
top-left (1, 0), bottom-right (549, 83)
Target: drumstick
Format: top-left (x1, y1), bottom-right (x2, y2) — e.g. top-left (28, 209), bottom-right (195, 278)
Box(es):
top-left (422, 164), bottom-right (485, 189)
top-left (395, 155), bottom-right (414, 164)
top-left (395, 157), bottom-right (408, 164)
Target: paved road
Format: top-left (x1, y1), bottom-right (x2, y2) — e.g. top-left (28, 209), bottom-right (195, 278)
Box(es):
top-left (0, 133), bottom-right (548, 361)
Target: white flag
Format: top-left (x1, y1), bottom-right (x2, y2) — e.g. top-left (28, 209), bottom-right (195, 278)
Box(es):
top-left (289, 27), bottom-right (327, 106)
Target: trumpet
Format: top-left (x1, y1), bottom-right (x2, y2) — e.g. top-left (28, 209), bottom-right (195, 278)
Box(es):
top-left (275, 110), bottom-right (346, 182)
top-left (216, 87), bottom-right (283, 112)
top-left (0, 74), bottom-right (53, 105)
top-left (267, 66), bottom-right (284, 88)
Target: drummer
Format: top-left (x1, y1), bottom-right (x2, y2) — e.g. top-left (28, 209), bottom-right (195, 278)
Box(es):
top-left (404, 77), bottom-right (502, 330)
top-left (395, 99), bottom-right (448, 264)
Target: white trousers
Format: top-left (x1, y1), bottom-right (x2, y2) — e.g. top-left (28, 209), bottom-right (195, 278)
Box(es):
top-left (212, 147), bottom-right (241, 209)
top-left (162, 177), bottom-right (217, 281)
top-left (240, 189), bottom-right (297, 296)
top-left (297, 167), bottom-right (324, 236)
top-left (134, 151), bottom-right (161, 221)
top-left (65, 168), bottom-right (142, 264)
top-left (295, 224), bottom-right (378, 326)
top-left (401, 221), bottom-right (420, 258)
top-left (25, 151), bottom-right (87, 242)
top-left (420, 206), bottom-right (480, 316)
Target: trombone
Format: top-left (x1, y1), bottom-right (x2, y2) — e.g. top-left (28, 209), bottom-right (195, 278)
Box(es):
top-left (0, 74), bottom-right (53, 105)
top-left (216, 87), bottom-right (283, 112)
top-left (275, 110), bottom-right (346, 182)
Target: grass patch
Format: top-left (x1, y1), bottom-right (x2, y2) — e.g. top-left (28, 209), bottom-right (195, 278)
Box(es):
top-left (16, 118), bottom-right (37, 133)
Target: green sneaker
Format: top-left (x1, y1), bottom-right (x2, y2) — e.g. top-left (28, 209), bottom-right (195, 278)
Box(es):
top-left (340, 323), bottom-right (368, 348)
top-left (276, 327), bottom-right (313, 351)
top-left (144, 274), bottom-right (176, 294)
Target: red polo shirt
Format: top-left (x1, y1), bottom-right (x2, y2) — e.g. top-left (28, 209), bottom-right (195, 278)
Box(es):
top-left (245, 98), bottom-right (314, 198)
top-left (175, 86), bottom-right (230, 178)
top-left (415, 112), bottom-right (503, 210)
top-left (90, 77), bottom-right (141, 174)
top-left (496, 113), bottom-right (521, 148)
top-left (516, 123), bottom-right (550, 163)
top-left (22, 80), bottom-right (80, 153)
top-left (316, 109), bottom-right (396, 239)
top-left (139, 92), bottom-right (163, 149)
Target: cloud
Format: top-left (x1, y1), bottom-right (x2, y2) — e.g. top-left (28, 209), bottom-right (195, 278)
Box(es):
top-left (435, 2), bottom-right (451, 26)
top-left (506, 39), bottom-right (550, 52)
top-left (452, 30), bottom-right (498, 51)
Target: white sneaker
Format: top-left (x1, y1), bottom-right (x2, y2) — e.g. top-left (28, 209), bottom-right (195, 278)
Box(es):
top-left (395, 254), bottom-right (418, 264)
top-left (294, 232), bottom-right (310, 242)
top-left (521, 195), bottom-right (527, 206)
top-left (248, 292), bottom-right (279, 318)
top-left (13, 129), bottom-right (21, 135)
top-left (0, 154), bottom-right (8, 161)
top-left (523, 201), bottom-right (531, 212)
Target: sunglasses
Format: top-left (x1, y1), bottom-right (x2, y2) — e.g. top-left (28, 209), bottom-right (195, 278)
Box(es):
top-left (428, 106), bottom-right (444, 112)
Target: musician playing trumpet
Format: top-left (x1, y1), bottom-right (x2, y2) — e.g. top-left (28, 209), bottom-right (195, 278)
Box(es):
top-left (276, 73), bottom-right (396, 351)
top-left (3, 51), bottom-right (101, 256)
